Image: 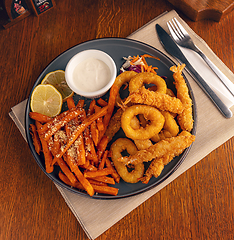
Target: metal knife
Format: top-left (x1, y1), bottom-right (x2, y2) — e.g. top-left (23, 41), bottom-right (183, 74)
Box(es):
top-left (156, 24), bottom-right (232, 119)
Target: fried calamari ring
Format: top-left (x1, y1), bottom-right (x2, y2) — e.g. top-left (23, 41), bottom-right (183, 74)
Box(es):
top-left (114, 71), bottom-right (138, 106)
top-left (129, 72), bottom-right (167, 94)
top-left (110, 138), bottom-right (144, 183)
top-left (121, 105), bottom-right (165, 140)
top-left (104, 108), bottom-right (143, 142)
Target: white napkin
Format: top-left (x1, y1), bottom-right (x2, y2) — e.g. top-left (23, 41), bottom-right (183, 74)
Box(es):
top-left (176, 34), bottom-right (234, 108)
top-left (9, 10), bottom-right (234, 240)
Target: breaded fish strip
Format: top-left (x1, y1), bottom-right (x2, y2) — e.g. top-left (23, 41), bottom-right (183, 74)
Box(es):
top-left (118, 131), bottom-right (195, 165)
top-left (124, 86), bottom-right (184, 114)
top-left (170, 64), bottom-right (194, 132)
top-left (104, 108), bottom-right (123, 141)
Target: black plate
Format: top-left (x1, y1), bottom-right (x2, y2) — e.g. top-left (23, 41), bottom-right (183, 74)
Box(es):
top-left (25, 38), bottom-right (197, 199)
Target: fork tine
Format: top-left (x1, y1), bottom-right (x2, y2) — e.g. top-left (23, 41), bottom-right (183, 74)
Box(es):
top-left (171, 18), bottom-right (184, 39)
top-left (173, 18), bottom-right (188, 37)
top-left (167, 21), bottom-right (181, 41)
top-left (167, 22), bottom-right (175, 37)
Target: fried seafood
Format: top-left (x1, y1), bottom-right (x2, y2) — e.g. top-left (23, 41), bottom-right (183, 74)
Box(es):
top-left (125, 86), bottom-right (184, 114)
top-left (129, 114), bottom-right (153, 150)
top-left (148, 86), bottom-right (176, 98)
top-left (141, 157), bottom-right (165, 184)
top-left (129, 72), bottom-right (167, 94)
top-left (134, 139), bottom-right (153, 150)
top-left (114, 71), bottom-right (138, 106)
top-left (107, 63), bottom-right (195, 184)
top-left (166, 88), bottom-right (176, 98)
top-left (129, 114), bottom-right (141, 129)
top-left (147, 86), bottom-right (177, 118)
top-left (132, 111), bottom-right (176, 145)
top-left (121, 105), bottom-right (165, 140)
top-left (151, 130), bottom-right (173, 143)
top-left (170, 64), bottom-right (194, 132)
top-left (110, 138), bottom-right (144, 183)
top-left (104, 108), bottom-right (123, 141)
top-left (151, 111), bottom-right (179, 142)
top-left (118, 131), bottom-right (195, 165)
top-left (161, 111), bottom-right (179, 136)
top-left (142, 147), bottom-right (189, 184)
top-left (104, 108), bottom-right (142, 142)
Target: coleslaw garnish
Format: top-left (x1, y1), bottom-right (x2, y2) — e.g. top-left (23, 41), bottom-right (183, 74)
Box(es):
top-left (120, 54), bottom-right (160, 74)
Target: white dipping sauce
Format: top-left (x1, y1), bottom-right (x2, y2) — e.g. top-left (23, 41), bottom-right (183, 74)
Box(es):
top-left (73, 57), bottom-right (111, 92)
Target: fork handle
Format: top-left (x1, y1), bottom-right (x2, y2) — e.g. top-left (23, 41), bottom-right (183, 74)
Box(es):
top-left (184, 60), bottom-right (233, 118)
top-left (195, 49), bottom-right (234, 97)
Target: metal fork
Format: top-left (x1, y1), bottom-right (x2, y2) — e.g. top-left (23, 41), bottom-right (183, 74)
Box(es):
top-left (167, 17), bottom-right (234, 97)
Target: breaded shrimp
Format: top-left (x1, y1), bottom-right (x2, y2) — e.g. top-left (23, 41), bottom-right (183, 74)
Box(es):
top-left (140, 157), bottom-right (165, 184)
top-left (124, 86), bottom-right (184, 114)
top-left (170, 64), bottom-right (194, 132)
top-left (118, 131), bottom-right (195, 165)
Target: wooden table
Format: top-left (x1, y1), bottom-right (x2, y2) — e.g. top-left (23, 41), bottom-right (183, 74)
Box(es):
top-left (1, 0), bottom-right (233, 239)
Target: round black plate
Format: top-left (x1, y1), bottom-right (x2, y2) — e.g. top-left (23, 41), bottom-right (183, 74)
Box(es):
top-left (25, 38), bottom-right (197, 199)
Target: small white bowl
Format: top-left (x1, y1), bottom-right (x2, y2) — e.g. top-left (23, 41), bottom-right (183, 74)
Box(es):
top-left (65, 49), bottom-right (117, 98)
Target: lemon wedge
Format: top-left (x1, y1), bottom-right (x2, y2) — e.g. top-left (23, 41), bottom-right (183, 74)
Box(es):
top-left (30, 84), bottom-right (63, 117)
top-left (41, 70), bottom-right (74, 101)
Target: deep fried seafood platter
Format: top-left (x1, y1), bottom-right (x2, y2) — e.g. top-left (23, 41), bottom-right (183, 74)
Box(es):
top-left (27, 50), bottom-right (196, 198)
top-left (107, 58), bottom-right (196, 185)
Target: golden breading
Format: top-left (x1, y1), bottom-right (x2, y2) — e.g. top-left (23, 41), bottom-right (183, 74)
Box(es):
top-left (110, 138), bottom-right (144, 183)
top-left (125, 86), bottom-right (184, 114)
top-left (118, 131), bottom-right (195, 165)
top-left (170, 64), bottom-right (194, 132)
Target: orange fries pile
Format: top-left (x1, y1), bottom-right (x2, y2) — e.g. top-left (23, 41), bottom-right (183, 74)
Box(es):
top-left (29, 85), bottom-right (120, 197)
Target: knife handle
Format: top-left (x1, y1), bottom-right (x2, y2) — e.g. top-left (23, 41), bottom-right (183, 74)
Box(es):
top-left (185, 61), bottom-right (233, 118)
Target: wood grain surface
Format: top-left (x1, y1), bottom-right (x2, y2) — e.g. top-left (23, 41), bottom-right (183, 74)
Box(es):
top-left (0, 0), bottom-right (234, 239)
top-left (167, 0), bottom-right (234, 21)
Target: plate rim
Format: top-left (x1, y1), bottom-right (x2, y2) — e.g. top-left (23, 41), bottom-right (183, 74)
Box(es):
top-left (25, 37), bottom-right (197, 199)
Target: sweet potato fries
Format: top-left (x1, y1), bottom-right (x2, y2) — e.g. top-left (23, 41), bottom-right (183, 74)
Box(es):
top-left (29, 84), bottom-right (120, 197)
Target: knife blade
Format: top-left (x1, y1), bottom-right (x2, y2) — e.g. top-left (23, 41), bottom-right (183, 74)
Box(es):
top-left (156, 23), bottom-right (232, 119)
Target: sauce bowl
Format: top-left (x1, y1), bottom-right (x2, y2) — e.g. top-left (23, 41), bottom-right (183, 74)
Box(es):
top-left (65, 49), bottom-right (117, 98)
